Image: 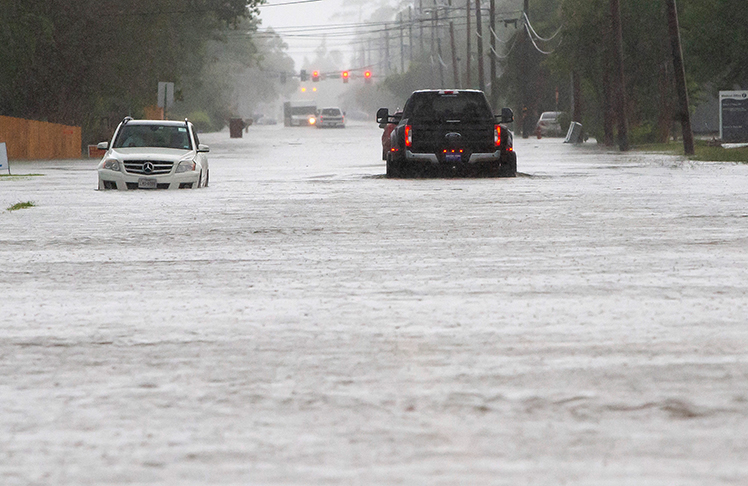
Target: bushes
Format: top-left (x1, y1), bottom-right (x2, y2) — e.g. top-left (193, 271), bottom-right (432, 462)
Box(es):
top-left (186, 111), bottom-right (218, 133)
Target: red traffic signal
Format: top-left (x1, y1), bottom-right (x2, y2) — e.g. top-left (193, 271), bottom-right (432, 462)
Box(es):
top-left (364, 70), bottom-right (372, 84)
top-left (312, 70), bottom-right (320, 82)
top-left (342, 71), bottom-right (349, 83)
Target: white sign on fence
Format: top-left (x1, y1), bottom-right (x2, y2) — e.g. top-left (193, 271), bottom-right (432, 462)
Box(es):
top-left (0, 142), bottom-right (9, 174)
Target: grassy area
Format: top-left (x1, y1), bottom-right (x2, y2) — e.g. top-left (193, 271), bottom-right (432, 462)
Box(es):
top-left (635, 140), bottom-right (748, 162)
top-left (7, 201), bottom-right (35, 211)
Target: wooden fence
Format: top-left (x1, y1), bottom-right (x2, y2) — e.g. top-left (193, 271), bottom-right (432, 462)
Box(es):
top-left (0, 115), bottom-right (82, 160)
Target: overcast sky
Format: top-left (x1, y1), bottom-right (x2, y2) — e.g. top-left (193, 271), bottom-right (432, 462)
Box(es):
top-left (257, 0), bottom-right (385, 66)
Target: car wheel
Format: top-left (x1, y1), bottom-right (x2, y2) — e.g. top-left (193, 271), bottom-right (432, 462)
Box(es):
top-left (197, 170), bottom-right (203, 188)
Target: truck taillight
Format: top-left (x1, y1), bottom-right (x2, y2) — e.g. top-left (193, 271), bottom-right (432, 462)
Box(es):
top-left (405, 125), bottom-right (412, 148)
top-left (494, 125), bottom-right (501, 147)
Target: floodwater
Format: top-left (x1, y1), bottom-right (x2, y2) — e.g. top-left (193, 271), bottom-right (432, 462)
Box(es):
top-left (1, 122), bottom-right (747, 485)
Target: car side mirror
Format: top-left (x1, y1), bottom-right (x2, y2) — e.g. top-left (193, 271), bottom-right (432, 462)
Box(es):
top-left (500, 108), bottom-right (514, 124)
top-left (97, 141), bottom-right (109, 150)
top-left (198, 144), bottom-right (210, 153)
top-left (376, 107), bottom-right (389, 124)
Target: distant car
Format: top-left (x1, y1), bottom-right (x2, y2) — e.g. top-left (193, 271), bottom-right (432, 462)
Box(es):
top-left (317, 107), bottom-right (345, 128)
top-left (97, 118), bottom-right (209, 190)
top-left (535, 111), bottom-right (568, 137)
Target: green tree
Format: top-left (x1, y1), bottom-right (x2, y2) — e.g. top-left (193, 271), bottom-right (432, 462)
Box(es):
top-left (682, 0), bottom-right (748, 91)
top-left (0, 0), bottom-right (262, 144)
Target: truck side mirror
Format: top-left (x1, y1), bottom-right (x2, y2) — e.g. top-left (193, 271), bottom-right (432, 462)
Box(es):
top-left (376, 108), bottom-right (389, 124)
top-left (500, 108), bottom-right (514, 123)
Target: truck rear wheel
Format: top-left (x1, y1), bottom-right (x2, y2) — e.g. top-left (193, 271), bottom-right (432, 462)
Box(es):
top-left (386, 153), bottom-right (402, 178)
top-left (500, 151), bottom-right (517, 177)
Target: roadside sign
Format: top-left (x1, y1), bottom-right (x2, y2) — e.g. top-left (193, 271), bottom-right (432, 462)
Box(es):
top-left (157, 82), bottom-right (174, 109)
top-left (0, 142), bottom-right (9, 174)
top-left (719, 91), bottom-right (748, 143)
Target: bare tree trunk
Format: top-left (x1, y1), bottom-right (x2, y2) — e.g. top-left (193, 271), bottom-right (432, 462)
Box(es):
top-left (609, 0), bottom-right (629, 151)
top-left (658, 63), bottom-right (672, 143)
top-left (572, 70), bottom-right (582, 122)
top-left (602, 68), bottom-right (615, 146)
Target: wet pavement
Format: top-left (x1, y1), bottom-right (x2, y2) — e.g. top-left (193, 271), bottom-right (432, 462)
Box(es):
top-left (1, 122), bottom-right (747, 485)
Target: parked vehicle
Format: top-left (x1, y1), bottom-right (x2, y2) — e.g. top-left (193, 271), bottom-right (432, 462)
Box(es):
top-left (380, 110), bottom-right (402, 160)
top-left (283, 101), bottom-right (317, 127)
top-left (316, 107), bottom-right (345, 128)
top-left (535, 111), bottom-right (568, 137)
top-left (377, 90), bottom-right (516, 177)
top-left (97, 118), bottom-right (209, 190)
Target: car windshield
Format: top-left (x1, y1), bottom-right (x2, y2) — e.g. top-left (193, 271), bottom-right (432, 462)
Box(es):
top-left (321, 108), bottom-right (341, 116)
top-left (113, 124), bottom-right (192, 149)
top-left (404, 92), bottom-right (493, 122)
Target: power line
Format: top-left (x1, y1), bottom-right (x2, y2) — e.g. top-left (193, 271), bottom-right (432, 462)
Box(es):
top-left (259, 0), bottom-right (323, 7)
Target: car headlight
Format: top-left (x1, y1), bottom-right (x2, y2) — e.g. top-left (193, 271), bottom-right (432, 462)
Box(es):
top-left (176, 160), bottom-right (197, 173)
top-left (100, 158), bottom-right (120, 171)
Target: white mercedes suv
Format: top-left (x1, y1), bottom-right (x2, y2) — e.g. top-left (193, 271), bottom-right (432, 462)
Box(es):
top-left (97, 118), bottom-right (209, 190)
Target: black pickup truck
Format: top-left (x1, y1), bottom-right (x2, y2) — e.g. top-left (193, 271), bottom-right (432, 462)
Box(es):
top-left (377, 89), bottom-right (516, 178)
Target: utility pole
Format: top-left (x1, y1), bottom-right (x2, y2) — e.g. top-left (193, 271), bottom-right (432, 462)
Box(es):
top-left (665, 0), bottom-right (694, 155)
top-left (489, 0), bottom-right (497, 108)
top-left (409, 6), bottom-right (414, 64)
top-left (449, 0), bottom-right (460, 88)
top-left (609, 0), bottom-right (629, 151)
top-left (520, 0), bottom-right (530, 138)
top-left (466, 0), bottom-right (472, 88)
top-left (435, 2), bottom-right (445, 86)
top-left (385, 23), bottom-right (391, 75)
top-left (475, 0), bottom-right (485, 91)
top-left (400, 12), bottom-right (405, 74)
top-left (419, 0), bottom-right (425, 56)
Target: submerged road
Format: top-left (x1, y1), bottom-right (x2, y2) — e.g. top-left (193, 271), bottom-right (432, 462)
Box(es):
top-left (1, 122), bottom-right (747, 485)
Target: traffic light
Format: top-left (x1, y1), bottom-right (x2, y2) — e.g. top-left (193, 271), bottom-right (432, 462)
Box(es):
top-left (364, 71), bottom-right (372, 84)
top-left (300, 69), bottom-right (308, 82)
top-left (342, 71), bottom-right (349, 83)
top-left (312, 70), bottom-right (320, 82)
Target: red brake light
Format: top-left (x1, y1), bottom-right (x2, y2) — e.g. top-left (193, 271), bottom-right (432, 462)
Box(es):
top-left (494, 125), bottom-right (501, 147)
top-left (405, 125), bottom-right (412, 148)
